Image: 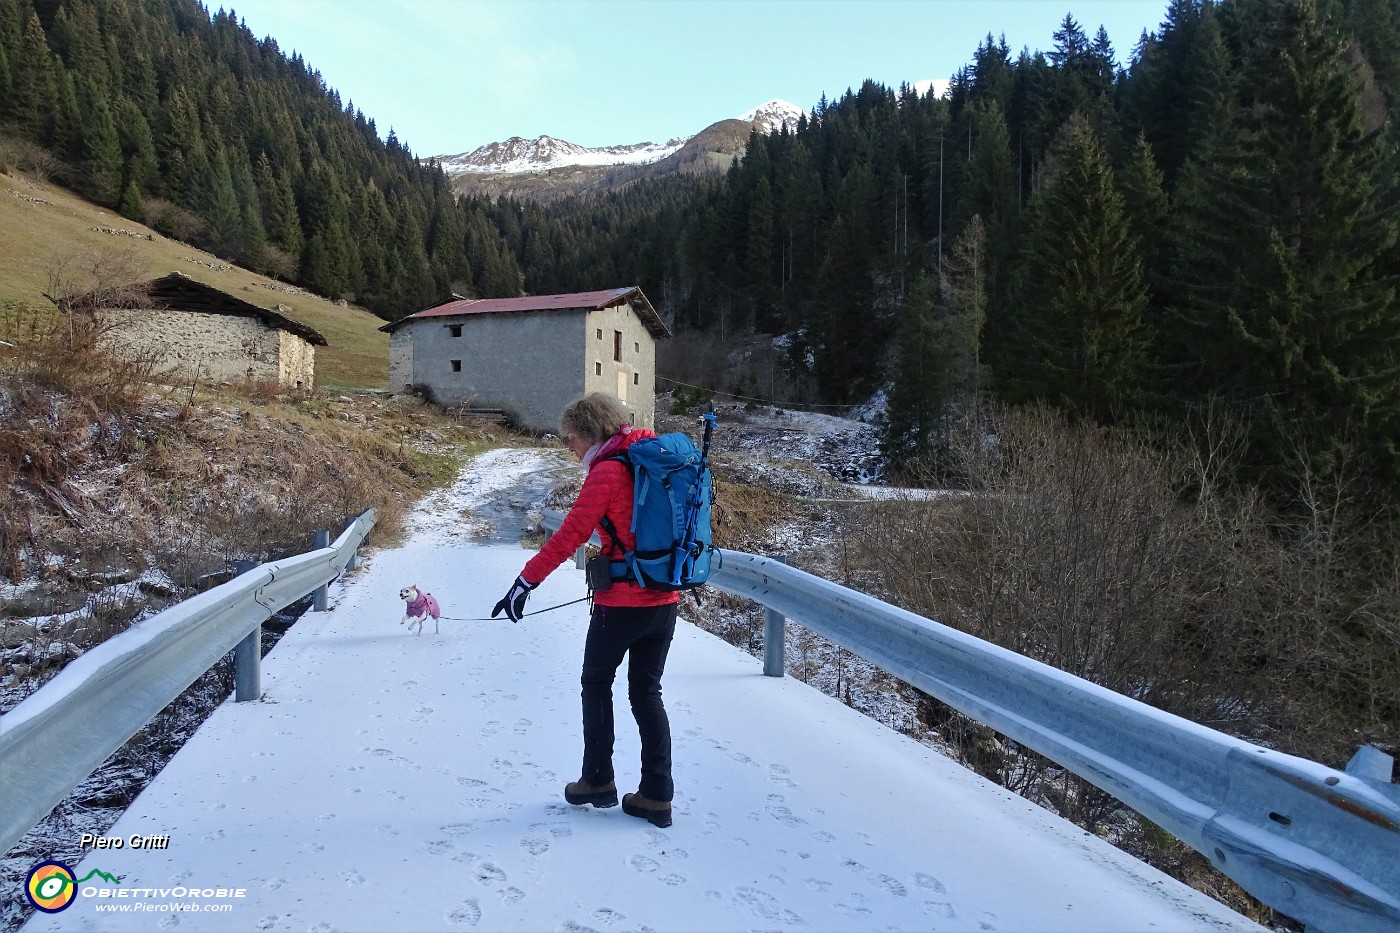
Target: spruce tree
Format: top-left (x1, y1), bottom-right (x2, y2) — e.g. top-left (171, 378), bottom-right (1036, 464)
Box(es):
top-left (0, 44), bottom-right (11, 117)
top-left (1001, 113), bottom-right (1148, 421)
top-left (745, 175), bottom-right (778, 330)
top-left (117, 179), bottom-right (143, 220)
top-left (10, 10), bottom-right (56, 142)
top-left (203, 146), bottom-right (243, 258)
top-left (1181, 0), bottom-right (1400, 482)
top-left (1117, 133), bottom-right (1170, 390)
top-left (883, 273), bottom-right (943, 463)
top-left (77, 78), bottom-right (122, 206)
top-left (115, 97), bottom-right (159, 194)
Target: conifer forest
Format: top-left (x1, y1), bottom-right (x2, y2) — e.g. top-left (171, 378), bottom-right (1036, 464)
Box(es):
top-left (3, 0), bottom-right (1397, 495)
top-left (2, 0), bottom-right (1399, 763)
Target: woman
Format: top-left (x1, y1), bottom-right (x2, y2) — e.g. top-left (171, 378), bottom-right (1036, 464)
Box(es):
top-left (492, 392), bottom-right (679, 828)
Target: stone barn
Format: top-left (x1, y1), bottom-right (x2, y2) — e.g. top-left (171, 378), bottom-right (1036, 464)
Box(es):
top-left (381, 287), bottom-right (670, 432)
top-left (60, 273), bottom-right (327, 390)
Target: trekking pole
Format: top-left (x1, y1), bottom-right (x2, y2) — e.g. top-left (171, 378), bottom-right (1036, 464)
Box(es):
top-left (698, 403), bottom-right (718, 465)
top-left (675, 405), bottom-right (719, 584)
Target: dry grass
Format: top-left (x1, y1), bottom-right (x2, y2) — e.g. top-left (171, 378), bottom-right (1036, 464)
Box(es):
top-left (0, 318), bottom-right (506, 696)
top-left (0, 167), bottom-right (390, 389)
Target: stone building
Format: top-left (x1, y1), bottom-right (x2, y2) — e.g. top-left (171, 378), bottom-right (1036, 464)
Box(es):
top-left (60, 273), bottom-right (327, 390)
top-left (381, 287), bottom-right (669, 432)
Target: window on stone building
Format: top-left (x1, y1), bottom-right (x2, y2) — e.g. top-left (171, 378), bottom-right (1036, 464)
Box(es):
top-left (633, 372), bottom-right (639, 385)
top-left (595, 361), bottom-right (602, 376)
top-left (614, 331), bottom-right (623, 362)
top-left (449, 324), bottom-right (462, 337)
top-left (450, 360), bottom-right (462, 372)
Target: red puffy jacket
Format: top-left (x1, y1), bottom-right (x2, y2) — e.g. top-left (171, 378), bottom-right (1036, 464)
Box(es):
top-left (522, 428), bottom-right (680, 608)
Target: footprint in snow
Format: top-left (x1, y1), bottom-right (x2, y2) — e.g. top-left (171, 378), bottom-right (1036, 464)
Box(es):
top-left (473, 863), bottom-right (506, 884)
top-left (590, 907), bottom-right (625, 925)
top-left (520, 837), bottom-right (549, 855)
top-left (628, 855), bottom-right (660, 873)
top-left (733, 887), bottom-right (800, 924)
top-left (766, 804), bottom-right (807, 828)
top-left (446, 899), bottom-right (481, 926)
top-left (915, 872), bottom-right (947, 895)
top-left (872, 874), bottom-right (907, 896)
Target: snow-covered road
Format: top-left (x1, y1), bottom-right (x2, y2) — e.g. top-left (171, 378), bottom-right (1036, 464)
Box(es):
top-left (25, 449), bottom-right (1262, 932)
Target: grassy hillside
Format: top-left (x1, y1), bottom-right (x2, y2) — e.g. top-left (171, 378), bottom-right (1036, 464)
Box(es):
top-left (0, 172), bottom-right (390, 389)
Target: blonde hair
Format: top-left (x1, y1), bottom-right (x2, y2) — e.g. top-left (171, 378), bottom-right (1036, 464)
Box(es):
top-left (560, 393), bottom-right (632, 445)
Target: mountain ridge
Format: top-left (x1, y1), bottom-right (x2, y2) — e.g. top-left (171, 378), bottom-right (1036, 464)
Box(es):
top-left (432, 99), bottom-right (807, 177)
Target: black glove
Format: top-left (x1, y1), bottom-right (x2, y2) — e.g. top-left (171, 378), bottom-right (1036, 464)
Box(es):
top-left (491, 575), bottom-right (537, 622)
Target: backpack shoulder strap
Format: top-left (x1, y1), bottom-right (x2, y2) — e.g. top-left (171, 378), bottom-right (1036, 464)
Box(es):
top-left (597, 451), bottom-right (632, 556)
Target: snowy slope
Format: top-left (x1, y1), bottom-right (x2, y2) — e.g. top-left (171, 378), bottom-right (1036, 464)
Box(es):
top-left (436, 134), bottom-right (691, 175)
top-left (434, 99), bottom-right (806, 176)
top-left (25, 448), bottom-right (1262, 933)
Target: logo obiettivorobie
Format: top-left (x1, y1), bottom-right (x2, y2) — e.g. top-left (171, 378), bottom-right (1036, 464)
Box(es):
top-left (25, 861), bottom-right (120, 913)
top-left (25, 861), bottom-right (77, 912)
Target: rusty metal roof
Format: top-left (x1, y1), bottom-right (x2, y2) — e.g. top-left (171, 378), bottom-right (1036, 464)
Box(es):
top-left (378, 286), bottom-right (670, 339)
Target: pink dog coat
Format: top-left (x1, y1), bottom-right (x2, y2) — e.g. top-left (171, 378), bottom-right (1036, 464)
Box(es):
top-left (406, 592), bottom-right (441, 620)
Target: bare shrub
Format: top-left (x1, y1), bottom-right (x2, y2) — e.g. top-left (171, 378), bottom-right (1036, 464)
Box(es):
top-left (43, 246), bottom-right (147, 311)
top-left (0, 135), bottom-right (61, 183)
top-left (257, 244), bottom-right (299, 282)
top-left (142, 198), bottom-right (204, 242)
top-left (1253, 454), bottom-right (1400, 761)
top-left (850, 404), bottom-right (1295, 826)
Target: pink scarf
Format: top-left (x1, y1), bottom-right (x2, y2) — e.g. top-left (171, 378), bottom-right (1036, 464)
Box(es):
top-left (582, 426), bottom-right (633, 470)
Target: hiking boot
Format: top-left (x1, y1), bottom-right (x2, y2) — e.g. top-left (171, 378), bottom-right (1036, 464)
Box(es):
top-left (564, 779), bottom-right (617, 808)
top-left (621, 792), bottom-right (673, 828)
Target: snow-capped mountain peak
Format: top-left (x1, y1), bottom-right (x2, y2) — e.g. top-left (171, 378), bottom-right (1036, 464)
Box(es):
top-left (434, 134), bottom-right (689, 176)
top-left (735, 99), bottom-right (807, 134)
top-left (433, 98), bottom-right (810, 177)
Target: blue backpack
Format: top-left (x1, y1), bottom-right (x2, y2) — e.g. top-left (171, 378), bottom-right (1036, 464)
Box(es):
top-left (598, 410), bottom-right (718, 591)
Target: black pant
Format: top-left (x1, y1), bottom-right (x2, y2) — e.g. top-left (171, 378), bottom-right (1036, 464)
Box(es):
top-left (580, 602), bottom-right (677, 802)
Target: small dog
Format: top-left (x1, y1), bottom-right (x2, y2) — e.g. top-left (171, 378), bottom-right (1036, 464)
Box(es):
top-left (399, 585), bottom-right (442, 636)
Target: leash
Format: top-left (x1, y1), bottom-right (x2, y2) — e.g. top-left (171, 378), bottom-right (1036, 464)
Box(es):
top-left (439, 595), bottom-right (592, 623)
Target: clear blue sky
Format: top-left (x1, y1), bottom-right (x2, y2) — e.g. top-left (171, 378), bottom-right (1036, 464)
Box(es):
top-left (225, 0), bottom-right (1172, 158)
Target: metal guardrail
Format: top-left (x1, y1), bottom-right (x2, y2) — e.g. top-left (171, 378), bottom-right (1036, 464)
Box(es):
top-left (0, 509), bottom-right (376, 857)
top-left (540, 509), bottom-right (1399, 933)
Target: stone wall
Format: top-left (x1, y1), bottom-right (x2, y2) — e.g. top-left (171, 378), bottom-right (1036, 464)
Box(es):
top-left (406, 309), bottom-right (584, 431)
top-left (388, 329), bottom-right (413, 392)
top-left (277, 328), bottom-right (316, 389)
top-left (401, 302), bottom-right (661, 431)
top-left (582, 300), bottom-right (657, 429)
top-left (95, 308), bottom-right (313, 388)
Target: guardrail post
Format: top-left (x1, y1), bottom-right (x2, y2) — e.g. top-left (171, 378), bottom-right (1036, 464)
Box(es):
top-left (312, 530), bottom-right (330, 611)
top-left (1346, 745), bottom-right (1395, 785)
top-left (233, 559), bottom-right (262, 702)
top-left (763, 554), bottom-right (787, 677)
